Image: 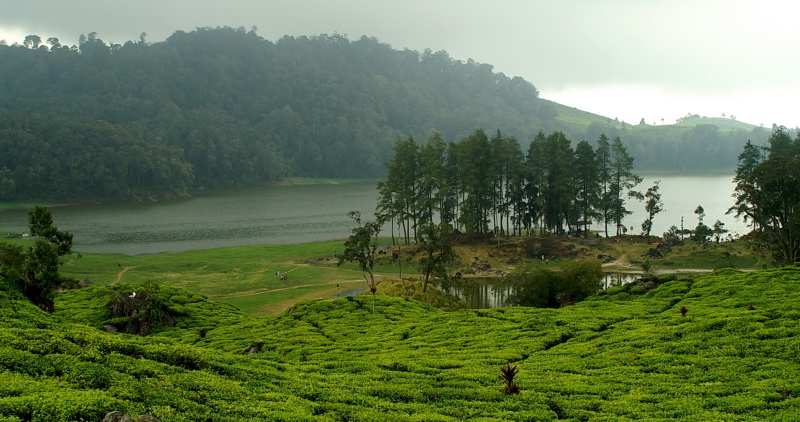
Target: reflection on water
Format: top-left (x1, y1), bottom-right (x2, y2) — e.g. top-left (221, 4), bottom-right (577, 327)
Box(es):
top-left (447, 278), bottom-right (517, 309)
top-left (603, 272), bottom-right (639, 289)
top-left (445, 272), bottom-right (641, 309)
top-left (331, 272), bottom-right (641, 307)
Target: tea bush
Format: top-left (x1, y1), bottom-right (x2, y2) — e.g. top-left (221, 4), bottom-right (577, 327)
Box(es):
top-left (2, 267), bottom-right (800, 420)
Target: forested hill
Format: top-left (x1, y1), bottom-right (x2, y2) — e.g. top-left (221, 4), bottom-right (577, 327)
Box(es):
top-left (0, 27), bottom-right (768, 200)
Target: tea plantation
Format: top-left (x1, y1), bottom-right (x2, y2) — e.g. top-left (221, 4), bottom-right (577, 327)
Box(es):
top-left (1, 267), bottom-right (800, 421)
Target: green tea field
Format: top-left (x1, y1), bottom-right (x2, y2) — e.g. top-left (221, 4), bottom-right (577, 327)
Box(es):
top-left (2, 264), bottom-right (799, 421)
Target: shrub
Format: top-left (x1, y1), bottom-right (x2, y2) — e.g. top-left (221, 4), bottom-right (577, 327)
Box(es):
top-left (499, 364), bottom-right (520, 395)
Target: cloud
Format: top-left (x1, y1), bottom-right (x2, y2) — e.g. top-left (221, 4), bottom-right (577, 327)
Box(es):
top-left (1, 0), bottom-right (798, 127)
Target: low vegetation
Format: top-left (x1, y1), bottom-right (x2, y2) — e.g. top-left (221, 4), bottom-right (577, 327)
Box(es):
top-left (2, 262), bottom-right (800, 420)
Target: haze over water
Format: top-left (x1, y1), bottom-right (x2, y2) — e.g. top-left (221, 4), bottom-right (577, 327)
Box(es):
top-left (0, 174), bottom-right (746, 256)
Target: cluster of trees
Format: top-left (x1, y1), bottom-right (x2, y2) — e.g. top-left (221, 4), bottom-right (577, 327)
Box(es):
top-left (0, 27), bottom-right (773, 201)
top-left (377, 129), bottom-right (646, 242)
top-left (0, 112), bottom-right (192, 199)
top-left (0, 27), bottom-right (551, 200)
top-left (584, 120), bottom-right (771, 172)
top-left (0, 207), bottom-right (73, 311)
top-left (730, 127), bottom-right (800, 265)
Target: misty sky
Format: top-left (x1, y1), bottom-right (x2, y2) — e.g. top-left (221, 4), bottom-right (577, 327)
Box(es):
top-left (2, 0), bottom-right (799, 128)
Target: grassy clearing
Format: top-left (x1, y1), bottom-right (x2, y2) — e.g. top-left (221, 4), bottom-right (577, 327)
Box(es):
top-left (60, 240), bottom-right (416, 315)
top-left (58, 235), bottom-right (765, 316)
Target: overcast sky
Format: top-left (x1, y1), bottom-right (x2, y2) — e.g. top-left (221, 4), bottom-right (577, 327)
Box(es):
top-left (2, 0), bottom-right (798, 128)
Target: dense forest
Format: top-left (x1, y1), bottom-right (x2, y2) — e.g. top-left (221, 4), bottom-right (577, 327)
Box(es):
top-left (0, 27), bottom-right (773, 200)
top-left (378, 130), bottom-right (643, 242)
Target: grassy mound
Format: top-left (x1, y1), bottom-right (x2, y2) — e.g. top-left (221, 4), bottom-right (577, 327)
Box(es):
top-left (1, 267), bottom-right (799, 421)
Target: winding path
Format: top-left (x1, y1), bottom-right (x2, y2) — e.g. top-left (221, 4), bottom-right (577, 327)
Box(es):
top-left (112, 266), bottom-right (138, 284)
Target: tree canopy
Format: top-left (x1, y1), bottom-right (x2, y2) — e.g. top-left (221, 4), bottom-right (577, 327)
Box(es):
top-left (0, 206), bottom-right (73, 311)
top-left (379, 129), bottom-right (642, 241)
top-left (731, 127), bottom-right (800, 265)
top-left (0, 27), bottom-right (773, 201)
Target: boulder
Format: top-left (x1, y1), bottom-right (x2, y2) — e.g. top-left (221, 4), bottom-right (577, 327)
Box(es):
top-left (644, 248), bottom-right (664, 258)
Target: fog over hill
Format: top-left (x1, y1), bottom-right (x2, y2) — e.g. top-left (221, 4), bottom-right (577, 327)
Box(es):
top-left (0, 27), bottom-right (773, 200)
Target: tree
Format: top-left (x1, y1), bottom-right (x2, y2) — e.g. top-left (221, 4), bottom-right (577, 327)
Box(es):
top-left (382, 137), bottom-right (420, 244)
top-left (0, 206), bottom-right (73, 311)
top-left (46, 37), bottom-right (61, 49)
top-left (573, 140), bottom-right (600, 237)
top-left (417, 132), bottom-right (448, 226)
top-left (23, 35), bottom-right (42, 49)
top-left (338, 211), bottom-right (383, 310)
top-left (609, 137), bottom-right (642, 236)
top-left (541, 131), bottom-right (574, 235)
top-left (729, 139), bottom-right (766, 227)
top-left (558, 259), bottom-right (604, 306)
top-left (0, 167), bottom-right (15, 199)
top-left (732, 156), bottom-right (800, 265)
top-left (490, 131), bottom-right (523, 237)
top-left (454, 129), bottom-right (494, 239)
top-left (712, 220), bottom-right (728, 243)
top-left (509, 259), bottom-right (603, 308)
top-left (641, 181), bottom-right (663, 239)
top-left (693, 205), bottom-right (712, 244)
top-left (417, 222), bottom-right (459, 292)
top-left (595, 134), bottom-right (613, 237)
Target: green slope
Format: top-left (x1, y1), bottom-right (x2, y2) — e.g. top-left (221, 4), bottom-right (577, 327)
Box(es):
top-left (2, 267), bottom-right (800, 421)
top-left (671, 116), bottom-right (760, 131)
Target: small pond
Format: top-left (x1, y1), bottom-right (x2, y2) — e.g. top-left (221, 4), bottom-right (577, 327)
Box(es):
top-left (331, 272), bottom-right (641, 309)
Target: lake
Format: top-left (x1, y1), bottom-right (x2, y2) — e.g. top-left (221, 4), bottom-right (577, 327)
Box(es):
top-left (0, 181), bottom-right (382, 255)
top-left (0, 173), bottom-right (747, 256)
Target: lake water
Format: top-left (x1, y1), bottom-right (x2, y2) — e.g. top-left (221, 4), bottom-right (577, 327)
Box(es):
top-left (625, 173), bottom-right (747, 238)
top-left (0, 173), bottom-right (747, 256)
top-left (0, 181), bottom-right (382, 255)
top-left (448, 272), bottom-right (640, 308)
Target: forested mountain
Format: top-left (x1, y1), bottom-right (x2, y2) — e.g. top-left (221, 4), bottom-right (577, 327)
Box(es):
top-left (0, 27), bottom-right (771, 200)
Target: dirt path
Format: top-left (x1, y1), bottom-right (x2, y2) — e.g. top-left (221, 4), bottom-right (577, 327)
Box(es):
top-left (111, 265), bottom-right (139, 285)
top-left (112, 266), bottom-right (138, 284)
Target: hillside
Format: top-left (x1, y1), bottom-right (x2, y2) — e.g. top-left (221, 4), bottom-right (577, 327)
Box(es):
top-left (0, 27), bottom-right (773, 201)
top-left (2, 267), bottom-right (800, 420)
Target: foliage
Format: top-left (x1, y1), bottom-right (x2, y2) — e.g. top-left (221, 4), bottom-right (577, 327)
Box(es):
top-left (3, 263), bottom-right (800, 420)
top-left (508, 259), bottom-right (603, 308)
top-left (372, 279), bottom-right (467, 311)
top-left (0, 28), bottom-right (549, 200)
top-left (641, 180), bottom-right (663, 238)
top-left (731, 127), bottom-right (800, 265)
top-left (608, 136), bottom-right (643, 236)
top-left (0, 28), bottom-right (770, 203)
top-left (498, 364), bottom-right (520, 395)
top-left (416, 222), bottom-right (459, 292)
top-left (379, 129), bottom-right (642, 241)
top-left (338, 212), bottom-right (383, 296)
top-left (0, 206), bottom-right (72, 311)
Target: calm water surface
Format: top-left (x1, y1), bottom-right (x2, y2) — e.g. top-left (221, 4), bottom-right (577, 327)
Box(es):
top-left (0, 174), bottom-right (747, 256)
top-left (448, 272), bottom-right (640, 308)
top-left (0, 181), bottom-right (381, 255)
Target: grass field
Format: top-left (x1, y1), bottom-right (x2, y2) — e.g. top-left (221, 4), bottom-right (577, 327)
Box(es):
top-left (52, 233), bottom-right (768, 317)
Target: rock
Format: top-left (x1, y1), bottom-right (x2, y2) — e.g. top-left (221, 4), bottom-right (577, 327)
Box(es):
top-left (644, 248), bottom-right (663, 258)
top-left (103, 411), bottom-right (127, 422)
top-left (244, 343), bottom-right (262, 355)
top-left (102, 412), bottom-right (160, 422)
